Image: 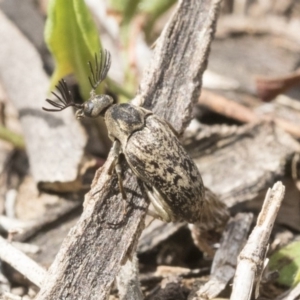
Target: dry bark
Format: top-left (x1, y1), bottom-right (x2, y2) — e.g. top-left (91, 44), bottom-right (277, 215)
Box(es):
top-left (36, 0), bottom-right (222, 299)
top-left (138, 219), bottom-right (186, 254)
top-left (116, 252), bottom-right (143, 300)
top-left (187, 122), bottom-right (300, 207)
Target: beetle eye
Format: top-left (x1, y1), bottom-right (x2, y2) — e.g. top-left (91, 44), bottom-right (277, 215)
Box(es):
top-left (83, 101), bottom-right (95, 117)
top-left (84, 95), bottom-right (113, 118)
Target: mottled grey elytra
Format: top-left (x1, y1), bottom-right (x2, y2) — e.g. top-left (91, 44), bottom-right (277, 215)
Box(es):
top-left (43, 50), bottom-right (205, 223)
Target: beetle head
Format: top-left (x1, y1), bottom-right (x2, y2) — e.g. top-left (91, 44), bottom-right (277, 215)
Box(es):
top-left (43, 50), bottom-right (113, 120)
top-left (75, 95), bottom-right (114, 119)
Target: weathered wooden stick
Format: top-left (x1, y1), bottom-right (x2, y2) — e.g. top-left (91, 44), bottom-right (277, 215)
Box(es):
top-left (230, 181), bottom-right (285, 300)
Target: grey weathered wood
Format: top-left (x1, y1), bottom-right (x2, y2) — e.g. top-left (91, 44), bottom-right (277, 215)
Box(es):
top-left (36, 0), bottom-right (222, 299)
top-left (138, 219), bottom-right (186, 254)
top-left (187, 120), bottom-right (299, 255)
top-left (37, 156), bottom-right (148, 299)
top-left (230, 182), bottom-right (285, 300)
top-left (134, 0), bottom-right (221, 134)
top-left (116, 252), bottom-right (144, 300)
top-left (188, 122), bottom-right (300, 207)
top-left (189, 213), bottom-right (253, 299)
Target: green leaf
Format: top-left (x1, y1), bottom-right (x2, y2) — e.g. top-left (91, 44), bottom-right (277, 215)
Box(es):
top-left (45, 0), bottom-right (101, 99)
top-left (269, 241), bottom-right (300, 287)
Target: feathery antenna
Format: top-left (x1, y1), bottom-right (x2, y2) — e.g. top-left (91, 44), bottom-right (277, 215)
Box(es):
top-left (42, 79), bottom-right (83, 112)
top-left (43, 50), bottom-right (111, 113)
top-left (88, 49), bottom-right (111, 95)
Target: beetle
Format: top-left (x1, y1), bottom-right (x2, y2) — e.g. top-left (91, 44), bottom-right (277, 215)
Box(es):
top-left (43, 50), bottom-right (205, 223)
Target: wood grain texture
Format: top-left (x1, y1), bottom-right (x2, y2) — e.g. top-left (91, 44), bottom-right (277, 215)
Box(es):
top-left (134, 0), bottom-right (221, 134)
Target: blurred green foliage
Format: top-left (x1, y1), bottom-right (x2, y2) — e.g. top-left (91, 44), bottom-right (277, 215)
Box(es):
top-left (45, 0), bottom-right (101, 99)
top-left (44, 0), bottom-right (176, 100)
top-left (269, 241), bottom-right (300, 287)
top-left (0, 125), bottom-right (25, 150)
top-left (109, 0), bottom-right (176, 42)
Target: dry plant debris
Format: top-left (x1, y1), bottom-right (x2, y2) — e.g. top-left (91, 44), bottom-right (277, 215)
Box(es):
top-left (0, 0), bottom-right (300, 299)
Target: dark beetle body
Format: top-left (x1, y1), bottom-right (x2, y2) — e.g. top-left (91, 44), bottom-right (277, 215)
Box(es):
top-left (105, 103), bottom-right (205, 223)
top-left (43, 51), bottom-right (206, 223)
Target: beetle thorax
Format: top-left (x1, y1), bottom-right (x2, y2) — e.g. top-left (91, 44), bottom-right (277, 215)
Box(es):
top-left (105, 103), bottom-right (152, 144)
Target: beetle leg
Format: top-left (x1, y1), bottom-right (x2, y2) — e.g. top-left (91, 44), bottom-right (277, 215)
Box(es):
top-left (115, 163), bottom-right (127, 200)
top-left (107, 140), bottom-right (121, 175)
top-left (145, 186), bottom-right (174, 222)
top-left (115, 162), bottom-right (127, 217)
top-left (107, 140), bottom-right (127, 201)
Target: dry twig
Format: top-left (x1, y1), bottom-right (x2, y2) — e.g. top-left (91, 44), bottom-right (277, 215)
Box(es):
top-left (230, 181), bottom-right (285, 300)
top-left (199, 89), bottom-right (300, 138)
top-left (190, 213), bottom-right (253, 299)
top-left (256, 69), bottom-right (300, 102)
top-left (0, 236), bottom-right (46, 287)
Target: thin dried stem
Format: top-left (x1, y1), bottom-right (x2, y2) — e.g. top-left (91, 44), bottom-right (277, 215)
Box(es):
top-left (230, 181), bottom-right (285, 300)
top-left (0, 236), bottom-right (46, 287)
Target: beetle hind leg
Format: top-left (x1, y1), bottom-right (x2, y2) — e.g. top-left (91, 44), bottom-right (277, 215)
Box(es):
top-left (144, 185), bottom-right (175, 222)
